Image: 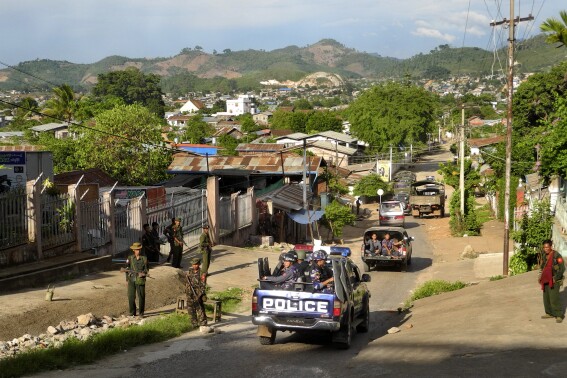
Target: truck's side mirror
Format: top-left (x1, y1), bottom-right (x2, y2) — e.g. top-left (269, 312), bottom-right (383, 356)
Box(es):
top-left (361, 274), bottom-right (371, 282)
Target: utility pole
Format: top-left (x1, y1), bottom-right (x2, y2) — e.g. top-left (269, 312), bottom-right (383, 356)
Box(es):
top-left (490, 5), bottom-right (533, 276)
top-left (460, 106), bottom-right (465, 216)
top-left (302, 138), bottom-right (307, 210)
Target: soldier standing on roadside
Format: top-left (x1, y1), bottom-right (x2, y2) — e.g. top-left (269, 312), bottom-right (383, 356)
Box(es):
top-left (142, 223), bottom-right (159, 263)
top-left (170, 218), bottom-right (184, 269)
top-left (185, 257), bottom-right (207, 327)
top-left (123, 242), bottom-right (149, 318)
top-left (163, 218), bottom-right (176, 264)
top-left (151, 222), bottom-right (162, 262)
top-left (538, 239), bottom-right (565, 323)
top-left (199, 225), bottom-right (214, 282)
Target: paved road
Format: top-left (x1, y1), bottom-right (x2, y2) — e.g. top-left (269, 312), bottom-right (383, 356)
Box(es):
top-left (36, 149), bottom-right (449, 378)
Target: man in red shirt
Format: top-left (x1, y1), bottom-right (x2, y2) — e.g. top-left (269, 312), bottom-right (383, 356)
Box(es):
top-left (538, 239), bottom-right (565, 323)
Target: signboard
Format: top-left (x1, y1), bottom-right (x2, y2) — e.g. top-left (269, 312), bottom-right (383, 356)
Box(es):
top-left (0, 152), bottom-right (26, 190)
top-left (0, 152), bottom-right (26, 165)
top-left (114, 189), bottom-right (147, 200)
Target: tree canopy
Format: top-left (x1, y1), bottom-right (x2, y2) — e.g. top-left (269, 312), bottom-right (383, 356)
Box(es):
top-left (346, 82), bottom-right (439, 150)
top-left (43, 84), bottom-right (80, 122)
top-left (75, 104), bottom-right (171, 185)
top-left (181, 115), bottom-right (214, 144)
top-left (92, 68), bottom-right (165, 117)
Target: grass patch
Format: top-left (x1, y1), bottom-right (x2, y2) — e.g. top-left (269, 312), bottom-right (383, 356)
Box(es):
top-left (475, 203), bottom-right (494, 226)
top-left (489, 275), bottom-right (506, 281)
top-left (0, 313), bottom-right (191, 378)
top-left (207, 287), bottom-right (244, 314)
top-left (403, 280), bottom-right (467, 309)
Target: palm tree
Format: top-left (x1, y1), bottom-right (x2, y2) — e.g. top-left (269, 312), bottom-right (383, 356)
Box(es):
top-left (540, 10), bottom-right (567, 48)
top-left (43, 84), bottom-right (79, 122)
top-left (15, 97), bottom-right (39, 119)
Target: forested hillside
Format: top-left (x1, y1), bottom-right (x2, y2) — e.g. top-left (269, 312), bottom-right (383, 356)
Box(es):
top-left (0, 34), bottom-right (564, 92)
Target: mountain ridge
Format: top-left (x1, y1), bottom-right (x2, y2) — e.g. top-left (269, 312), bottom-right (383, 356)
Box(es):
top-left (0, 35), bottom-right (564, 92)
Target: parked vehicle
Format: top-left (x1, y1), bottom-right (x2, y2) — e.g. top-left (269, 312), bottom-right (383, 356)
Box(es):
top-left (392, 193), bottom-right (411, 215)
top-left (360, 226), bottom-right (414, 272)
top-left (252, 248), bottom-right (371, 349)
top-left (409, 180), bottom-right (446, 218)
top-left (379, 201), bottom-right (405, 227)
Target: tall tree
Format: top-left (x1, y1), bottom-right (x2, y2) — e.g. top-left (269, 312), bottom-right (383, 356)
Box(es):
top-left (43, 84), bottom-right (79, 122)
top-left (305, 111), bottom-right (342, 134)
top-left (92, 68), bottom-right (165, 117)
top-left (15, 97), bottom-right (38, 119)
top-left (346, 82), bottom-right (439, 150)
top-left (540, 10), bottom-right (567, 48)
top-left (181, 115), bottom-right (214, 144)
top-left (76, 104), bottom-right (171, 185)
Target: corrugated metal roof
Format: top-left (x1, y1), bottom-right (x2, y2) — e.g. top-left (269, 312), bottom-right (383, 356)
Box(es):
top-left (259, 183), bottom-right (312, 211)
top-left (168, 155), bottom-right (322, 175)
top-left (54, 168), bottom-right (118, 187)
top-left (276, 132), bottom-right (308, 140)
top-left (235, 143), bottom-right (285, 152)
top-left (468, 136), bottom-right (505, 148)
top-left (30, 123), bottom-right (68, 132)
top-left (310, 141), bottom-right (357, 155)
top-left (315, 131), bottom-right (356, 144)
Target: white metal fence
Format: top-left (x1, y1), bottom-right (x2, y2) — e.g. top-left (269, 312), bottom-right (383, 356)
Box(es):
top-left (80, 197), bottom-right (112, 251)
top-left (0, 188), bottom-right (28, 250)
top-left (146, 189), bottom-right (208, 251)
top-left (40, 193), bottom-right (75, 251)
top-left (218, 196), bottom-right (234, 236)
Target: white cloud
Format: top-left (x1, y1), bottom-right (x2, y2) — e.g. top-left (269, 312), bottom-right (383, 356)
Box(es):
top-left (412, 28), bottom-right (456, 42)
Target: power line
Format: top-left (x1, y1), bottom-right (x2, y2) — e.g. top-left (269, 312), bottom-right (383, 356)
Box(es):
top-left (0, 59), bottom-right (63, 90)
top-left (0, 98), bottom-right (179, 155)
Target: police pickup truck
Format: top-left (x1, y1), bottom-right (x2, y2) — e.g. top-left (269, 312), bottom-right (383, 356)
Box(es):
top-left (252, 248), bottom-right (371, 349)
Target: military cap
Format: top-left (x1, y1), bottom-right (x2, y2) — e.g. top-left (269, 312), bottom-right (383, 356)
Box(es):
top-left (130, 242), bottom-right (142, 250)
top-left (296, 250), bottom-right (307, 260)
top-left (190, 257), bottom-right (201, 265)
top-left (202, 224), bottom-right (209, 229)
top-left (175, 217), bottom-right (182, 222)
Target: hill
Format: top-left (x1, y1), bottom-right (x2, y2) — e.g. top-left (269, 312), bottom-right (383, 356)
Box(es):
top-left (0, 35), bottom-right (565, 93)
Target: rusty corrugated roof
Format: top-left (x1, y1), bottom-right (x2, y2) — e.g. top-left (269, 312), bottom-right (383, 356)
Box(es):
top-left (235, 143), bottom-right (285, 152)
top-left (259, 183), bottom-right (312, 211)
top-left (168, 154), bottom-right (322, 175)
top-left (468, 136), bottom-right (505, 148)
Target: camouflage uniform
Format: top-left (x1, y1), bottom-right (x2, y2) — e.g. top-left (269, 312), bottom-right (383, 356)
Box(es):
top-left (185, 264), bottom-right (207, 327)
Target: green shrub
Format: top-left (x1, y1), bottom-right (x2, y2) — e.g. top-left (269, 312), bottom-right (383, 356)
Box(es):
top-left (410, 280), bottom-right (467, 301)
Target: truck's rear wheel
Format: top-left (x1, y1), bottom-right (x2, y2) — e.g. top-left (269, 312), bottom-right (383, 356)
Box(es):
top-left (401, 259), bottom-right (408, 272)
top-left (356, 298), bottom-right (370, 333)
top-left (259, 329), bottom-right (276, 345)
top-left (333, 314), bottom-right (352, 349)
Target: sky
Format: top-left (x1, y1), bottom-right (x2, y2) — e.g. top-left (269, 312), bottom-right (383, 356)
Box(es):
top-left (0, 0), bottom-right (563, 65)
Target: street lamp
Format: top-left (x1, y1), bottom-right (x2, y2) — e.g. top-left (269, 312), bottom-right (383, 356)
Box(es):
top-left (377, 188), bottom-right (384, 206)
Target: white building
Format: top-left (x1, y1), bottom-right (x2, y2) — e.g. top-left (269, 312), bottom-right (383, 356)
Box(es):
top-left (224, 95), bottom-right (257, 116)
top-left (180, 99), bottom-right (204, 113)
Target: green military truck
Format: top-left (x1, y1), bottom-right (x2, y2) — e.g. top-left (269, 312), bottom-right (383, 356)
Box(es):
top-left (409, 180), bottom-right (446, 218)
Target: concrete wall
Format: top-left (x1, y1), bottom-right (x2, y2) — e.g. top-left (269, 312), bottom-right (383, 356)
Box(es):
top-left (0, 255), bottom-right (112, 294)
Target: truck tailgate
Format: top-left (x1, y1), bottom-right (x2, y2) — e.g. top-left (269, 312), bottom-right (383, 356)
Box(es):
top-left (256, 290), bottom-right (334, 318)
